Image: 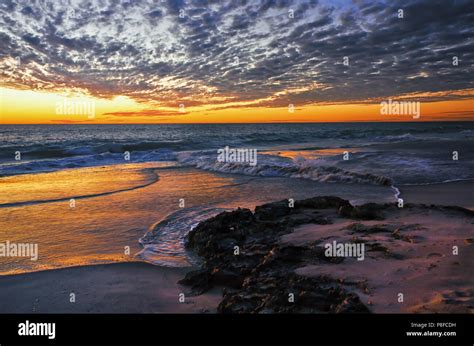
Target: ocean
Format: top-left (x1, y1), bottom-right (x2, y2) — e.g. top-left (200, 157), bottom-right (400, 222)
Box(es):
top-left (2, 122), bottom-right (473, 183)
top-left (0, 122), bottom-right (473, 274)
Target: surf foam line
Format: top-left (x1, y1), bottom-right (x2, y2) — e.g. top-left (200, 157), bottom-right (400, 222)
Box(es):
top-left (391, 184), bottom-right (401, 200)
top-left (397, 177), bottom-right (474, 186)
top-left (177, 151), bottom-right (393, 186)
top-left (0, 168), bottom-right (159, 209)
top-left (137, 206), bottom-right (228, 267)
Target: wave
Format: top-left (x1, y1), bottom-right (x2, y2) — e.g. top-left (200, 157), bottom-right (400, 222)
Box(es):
top-left (0, 141), bottom-right (188, 160)
top-left (0, 148), bottom-right (177, 177)
top-left (177, 151), bottom-right (393, 186)
top-left (0, 126), bottom-right (463, 164)
top-left (2, 123), bottom-right (472, 181)
top-left (0, 168), bottom-right (159, 208)
top-left (460, 129), bottom-right (474, 137)
top-left (137, 207), bottom-right (228, 267)
top-left (374, 133), bottom-right (418, 142)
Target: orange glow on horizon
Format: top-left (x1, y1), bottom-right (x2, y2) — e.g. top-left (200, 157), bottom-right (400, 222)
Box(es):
top-left (1, 87), bottom-right (473, 124)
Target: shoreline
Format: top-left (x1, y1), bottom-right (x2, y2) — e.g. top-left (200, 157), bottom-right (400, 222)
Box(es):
top-left (0, 163), bottom-right (397, 275)
top-left (0, 195), bottom-right (473, 313)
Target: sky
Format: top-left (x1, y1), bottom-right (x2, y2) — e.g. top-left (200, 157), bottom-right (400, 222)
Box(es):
top-left (0, 0), bottom-right (473, 124)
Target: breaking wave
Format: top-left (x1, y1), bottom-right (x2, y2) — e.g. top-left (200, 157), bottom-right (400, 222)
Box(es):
top-left (177, 151), bottom-right (393, 186)
top-left (136, 207), bottom-right (228, 267)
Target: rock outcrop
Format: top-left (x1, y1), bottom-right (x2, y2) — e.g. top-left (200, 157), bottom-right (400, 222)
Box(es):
top-left (180, 196), bottom-right (373, 313)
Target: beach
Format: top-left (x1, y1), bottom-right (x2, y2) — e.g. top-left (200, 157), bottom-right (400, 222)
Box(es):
top-left (0, 262), bottom-right (221, 313)
top-left (399, 180), bottom-right (474, 210)
top-left (178, 196), bottom-right (474, 313)
top-left (1, 194), bottom-right (472, 314)
top-left (1, 6), bottom-right (473, 343)
top-left (0, 123), bottom-right (473, 313)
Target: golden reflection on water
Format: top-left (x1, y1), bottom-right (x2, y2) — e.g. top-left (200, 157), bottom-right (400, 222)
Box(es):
top-left (0, 163), bottom-right (237, 275)
top-left (263, 148), bottom-right (361, 161)
top-left (0, 160), bottom-right (394, 275)
top-left (0, 163), bottom-right (170, 205)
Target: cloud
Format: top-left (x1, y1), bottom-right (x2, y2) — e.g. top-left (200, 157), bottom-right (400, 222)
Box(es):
top-left (104, 109), bottom-right (183, 117)
top-left (0, 0), bottom-right (473, 115)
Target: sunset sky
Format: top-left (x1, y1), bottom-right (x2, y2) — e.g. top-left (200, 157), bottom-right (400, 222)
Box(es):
top-left (0, 0), bottom-right (473, 124)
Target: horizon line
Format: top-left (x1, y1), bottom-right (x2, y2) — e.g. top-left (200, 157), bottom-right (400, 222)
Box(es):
top-left (2, 119), bottom-right (474, 125)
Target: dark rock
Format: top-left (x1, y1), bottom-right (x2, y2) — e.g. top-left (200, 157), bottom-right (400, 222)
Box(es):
top-left (348, 223), bottom-right (392, 233)
top-left (180, 196), bottom-right (371, 313)
top-left (295, 196), bottom-right (352, 210)
top-left (334, 294), bottom-right (371, 313)
top-left (217, 273), bottom-right (370, 313)
top-left (284, 212), bottom-right (331, 226)
top-left (178, 269), bottom-right (212, 295)
top-left (210, 268), bottom-right (244, 288)
top-left (254, 200), bottom-right (292, 221)
top-left (338, 203), bottom-right (386, 220)
top-left (186, 208), bottom-right (255, 256)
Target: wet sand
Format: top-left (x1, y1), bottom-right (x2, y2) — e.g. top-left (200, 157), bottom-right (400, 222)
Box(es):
top-left (0, 262), bottom-right (221, 313)
top-left (399, 180), bottom-right (474, 210)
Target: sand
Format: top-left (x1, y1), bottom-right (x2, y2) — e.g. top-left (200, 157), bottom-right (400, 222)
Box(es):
top-left (281, 205), bottom-right (474, 313)
top-left (1, 188), bottom-right (472, 314)
top-left (0, 262), bottom-right (221, 313)
top-left (399, 180), bottom-right (474, 210)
